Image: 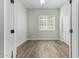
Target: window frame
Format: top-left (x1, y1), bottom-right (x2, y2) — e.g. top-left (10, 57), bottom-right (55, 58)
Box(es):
top-left (39, 15), bottom-right (56, 31)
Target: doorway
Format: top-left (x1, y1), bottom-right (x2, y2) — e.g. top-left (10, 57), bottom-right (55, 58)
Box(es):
top-left (4, 0), bottom-right (75, 58)
top-left (14, 0), bottom-right (72, 58)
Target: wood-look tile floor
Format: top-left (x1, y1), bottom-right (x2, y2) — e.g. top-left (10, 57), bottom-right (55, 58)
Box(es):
top-left (16, 40), bottom-right (69, 58)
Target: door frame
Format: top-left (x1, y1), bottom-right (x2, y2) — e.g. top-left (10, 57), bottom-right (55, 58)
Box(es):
top-left (4, 0), bottom-right (79, 58)
top-left (71, 0), bottom-right (79, 57)
top-left (13, 0), bottom-right (79, 58)
top-left (4, 0), bottom-right (16, 58)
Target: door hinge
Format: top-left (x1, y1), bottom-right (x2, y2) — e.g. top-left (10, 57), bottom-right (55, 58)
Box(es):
top-left (11, 50), bottom-right (13, 58)
top-left (69, 0), bottom-right (72, 4)
top-left (11, 29), bottom-right (15, 34)
top-left (70, 29), bottom-right (73, 33)
top-left (10, 0), bottom-right (14, 4)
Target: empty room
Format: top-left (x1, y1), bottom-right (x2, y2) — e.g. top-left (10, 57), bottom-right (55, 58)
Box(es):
top-left (4, 0), bottom-right (75, 58)
top-left (1, 0), bottom-right (79, 58)
top-left (14, 0), bottom-right (71, 58)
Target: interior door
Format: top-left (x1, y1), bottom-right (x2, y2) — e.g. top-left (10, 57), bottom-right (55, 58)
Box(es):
top-left (5, 0), bottom-right (15, 58)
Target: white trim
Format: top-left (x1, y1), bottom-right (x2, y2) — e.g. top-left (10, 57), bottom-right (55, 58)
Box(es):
top-left (4, 0), bottom-right (6, 57)
top-left (28, 38), bottom-right (59, 40)
top-left (16, 39), bottom-right (27, 47)
top-left (72, 0), bottom-right (79, 57)
top-left (60, 39), bottom-right (69, 46)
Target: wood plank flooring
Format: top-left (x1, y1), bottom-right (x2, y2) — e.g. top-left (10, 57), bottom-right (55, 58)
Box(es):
top-left (16, 40), bottom-right (69, 58)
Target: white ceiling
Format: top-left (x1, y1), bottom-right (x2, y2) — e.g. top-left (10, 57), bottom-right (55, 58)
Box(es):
top-left (20, 0), bottom-right (65, 8)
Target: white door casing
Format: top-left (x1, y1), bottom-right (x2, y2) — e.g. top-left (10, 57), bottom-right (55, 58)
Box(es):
top-left (72, 0), bottom-right (79, 57)
top-left (4, 0), bottom-right (16, 58)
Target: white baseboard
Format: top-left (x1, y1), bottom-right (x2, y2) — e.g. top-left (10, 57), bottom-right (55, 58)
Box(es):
top-left (65, 41), bottom-right (69, 46)
top-left (60, 39), bottom-right (69, 46)
top-left (28, 38), bottom-right (59, 40)
top-left (16, 39), bottom-right (28, 47)
top-left (16, 38), bottom-right (59, 47)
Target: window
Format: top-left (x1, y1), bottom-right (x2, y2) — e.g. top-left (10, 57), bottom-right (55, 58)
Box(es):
top-left (39, 15), bottom-right (55, 31)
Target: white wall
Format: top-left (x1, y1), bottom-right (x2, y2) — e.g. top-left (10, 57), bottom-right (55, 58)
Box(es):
top-left (15, 0), bottom-right (28, 47)
top-left (27, 9), bottom-right (60, 40)
top-left (0, 0), bottom-right (4, 58)
top-left (60, 0), bottom-right (71, 45)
